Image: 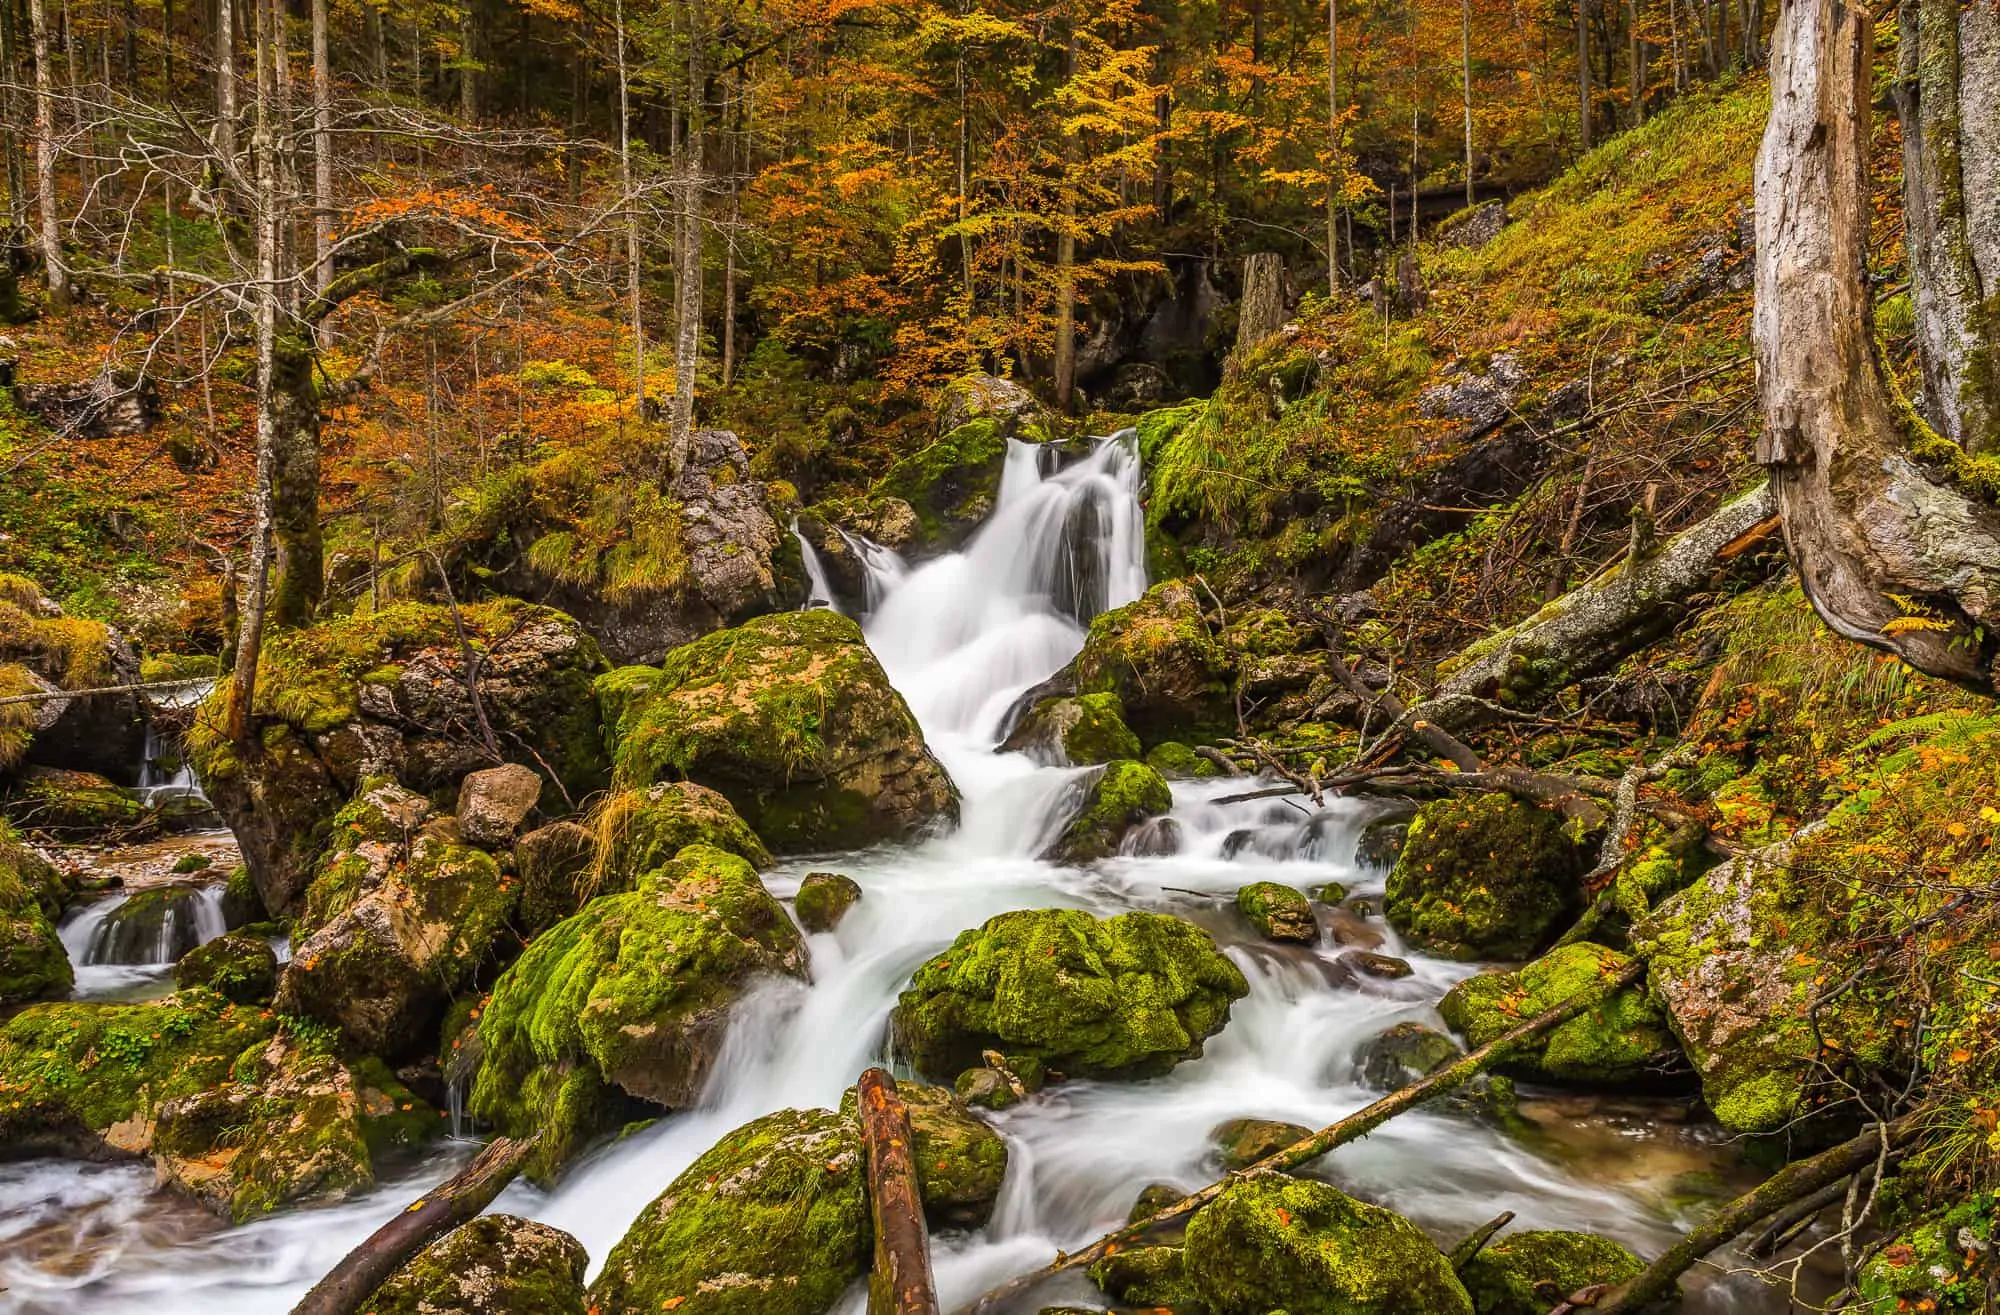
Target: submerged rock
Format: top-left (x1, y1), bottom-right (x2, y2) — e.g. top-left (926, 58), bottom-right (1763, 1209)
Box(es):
top-left (1043, 759), bottom-right (1174, 863)
top-left (471, 845), bottom-right (808, 1181)
top-left (1457, 1230), bottom-right (1643, 1315)
top-left (0, 823), bottom-right (70, 1004)
top-left (1182, 1174), bottom-right (1474, 1315)
top-left (1438, 943), bottom-right (1682, 1087)
top-left (1000, 692), bottom-right (1143, 766)
top-left (1145, 740), bottom-right (1221, 779)
top-left (1075, 581), bottom-right (1235, 745)
top-left (894, 907), bottom-right (1248, 1083)
top-left (586, 1106), bottom-right (870, 1315)
top-left (1236, 881), bottom-right (1317, 943)
top-left (1385, 793), bottom-right (1586, 960)
top-left (173, 931), bottom-right (278, 1003)
top-left (1210, 1116), bottom-right (1311, 1170)
top-left (1356, 1021), bottom-right (1462, 1092)
top-left (1338, 949), bottom-right (1413, 980)
top-left (74, 883), bottom-right (217, 964)
top-left (604, 610), bottom-right (958, 851)
top-left (793, 871), bottom-right (862, 933)
top-left (364, 1214), bottom-right (590, 1315)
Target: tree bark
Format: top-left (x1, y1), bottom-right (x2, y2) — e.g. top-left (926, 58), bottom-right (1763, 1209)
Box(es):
top-left (288, 1137), bottom-right (538, 1315)
top-left (28, 0), bottom-right (66, 309)
top-left (311, 0), bottom-right (333, 302)
top-left (1051, 22), bottom-right (1077, 412)
top-left (1576, 0), bottom-right (1593, 150)
top-left (1892, 0), bottom-right (2000, 455)
top-left (269, 338), bottom-right (323, 627)
top-left (1236, 252), bottom-right (1286, 354)
top-left (856, 1069), bottom-right (940, 1315)
top-left (1754, 0), bottom-right (2000, 692)
top-left (1461, 0), bottom-right (1475, 206)
top-left (215, 0), bottom-right (237, 164)
top-left (613, 0), bottom-right (642, 414)
top-left (670, 0), bottom-right (704, 473)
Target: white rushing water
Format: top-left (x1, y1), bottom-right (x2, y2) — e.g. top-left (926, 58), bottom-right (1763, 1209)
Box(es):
top-left (0, 432), bottom-right (1765, 1314)
top-left (55, 884), bottom-right (229, 999)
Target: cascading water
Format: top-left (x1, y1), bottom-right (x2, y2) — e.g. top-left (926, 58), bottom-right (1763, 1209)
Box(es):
top-left (56, 884), bottom-right (230, 999)
top-left (135, 680), bottom-right (216, 812)
top-left (0, 432), bottom-right (1771, 1314)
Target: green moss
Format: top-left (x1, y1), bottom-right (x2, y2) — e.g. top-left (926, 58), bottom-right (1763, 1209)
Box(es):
top-left (893, 907), bottom-right (1248, 1082)
top-left (837, 1081), bottom-right (1009, 1230)
top-left (1385, 793), bottom-right (1585, 960)
top-left (1075, 581), bottom-right (1235, 745)
top-left (1237, 882), bottom-right (1318, 943)
top-left (1458, 1231), bottom-right (1643, 1315)
top-left (1438, 944), bottom-right (1679, 1086)
top-left (870, 416), bottom-right (1013, 545)
top-left (1854, 1196), bottom-right (1996, 1314)
top-left (1059, 693), bottom-right (1144, 765)
top-left (586, 1107), bottom-right (870, 1315)
top-left (587, 782), bottom-right (773, 900)
top-left (1146, 741), bottom-right (1220, 778)
top-left (0, 822), bottom-right (71, 1004)
top-left (471, 845), bottom-right (807, 1182)
top-left (794, 871), bottom-right (862, 933)
top-left (173, 932), bottom-right (278, 1003)
top-left (1046, 760), bottom-right (1173, 863)
top-left (1211, 1116), bottom-right (1313, 1170)
top-left (365, 1215), bottom-right (589, 1315)
top-left (1183, 1174), bottom-right (1474, 1315)
top-left (6, 767), bottom-right (144, 838)
top-left (1090, 1244), bottom-right (1206, 1309)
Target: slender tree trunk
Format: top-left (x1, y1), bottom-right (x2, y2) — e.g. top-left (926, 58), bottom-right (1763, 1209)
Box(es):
top-left (28, 0), bottom-right (65, 308)
top-left (613, 0), bottom-right (642, 411)
top-left (1051, 23), bottom-right (1077, 411)
top-left (670, 0), bottom-right (704, 472)
top-left (1576, 0), bottom-right (1593, 149)
top-left (1462, 0), bottom-right (1475, 207)
top-left (1630, 0), bottom-right (1646, 124)
top-left (1326, 0), bottom-right (1340, 291)
top-left (215, 0), bottom-right (236, 162)
top-left (458, 0), bottom-right (476, 120)
top-left (311, 0), bottom-right (332, 302)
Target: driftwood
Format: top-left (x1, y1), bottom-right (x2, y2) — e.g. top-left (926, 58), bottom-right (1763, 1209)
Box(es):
top-left (856, 1068), bottom-right (940, 1315)
top-left (956, 959), bottom-right (1646, 1315)
top-left (1587, 1115), bottom-right (1921, 1315)
top-left (288, 1135), bottom-right (537, 1315)
top-left (1448, 1210), bottom-right (1517, 1270)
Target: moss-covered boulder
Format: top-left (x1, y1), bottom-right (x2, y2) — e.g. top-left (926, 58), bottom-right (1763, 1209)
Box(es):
top-left (1146, 740), bottom-right (1221, 779)
top-left (1437, 944), bottom-right (1681, 1087)
top-left (868, 374), bottom-right (1051, 552)
top-left (0, 575), bottom-right (146, 784)
top-left (1356, 1021), bottom-right (1462, 1092)
top-left (1089, 1244), bottom-right (1205, 1309)
top-left (590, 781), bottom-right (773, 887)
top-left (73, 883), bottom-right (218, 964)
top-left (0, 822), bottom-right (71, 1004)
top-left (894, 907), bottom-right (1248, 1082)
top-left (277, 802), bottom-right (517, 1056)
top-left (192, 601), bottom-right (611, 916)
top-left (1457, 1230), bottom-right (1643, 1315)
top-left (838, 1081), bottom-right (1008, 1230)
top-left (1075, 581), bottom-right (1235, 745)
top-left (5, 765), bottom-right (145, 838)
top-left (1210, 1116), bottom-right (1311, 1170)
top-left (0, 989), bottom-right (276, 1159)
top-left (1182, 1174), bottom-right (1474, 1315)
top-left (173, 931), bottom-right (278, 1003)
top-left (1043, 760), bottom-right (1173, 863)
top-left (514, 820), bottom-right (594, 935)
top-left (1237, 881), bottom-right (1317, 943)
top-left (794, 871), bottom-right (862, 933)
top-left (364, 1214), bottom-right (590, 1315)
top-left (471, 845), bottom-right (808, 1181)
top-left (1384, 793), bottom-right (1586, 961)
top-left (586, 1106), bottom-right (870, 1315)
top-left (604, 610), bottom-right (958, 851)
top-left (1854, 1199), bottom-right (1994, 1315)
top-left (1000, 692), bottom-right (1143, 766)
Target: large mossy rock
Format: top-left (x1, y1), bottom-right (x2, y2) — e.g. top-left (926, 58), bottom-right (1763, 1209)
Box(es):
top-left (277, 786), bottom-right (518, 1055)
top-left (1237, 881), bottom-right (1317, 943)
top-left (603, 610), bottom-right (958, 851)
top-left (1437, 943), bottom-right (1681, 1087)
top-left (152, 1029), bottom-right (437, 1222)
top-left (365, 1214), bottom-right (590, 1315)
top-left (999, 692), bottom-right (1142, 766)
top-left (1457, 1230), bottom-right (1643, 1315)
top-left (1385, 793), bottom-right (1587, 961)
top-left (868, 374), bottom-right (1051, 553)
top-left (0, 989), bottom-right (276, 1159)
top-left (1075, 581), bottom-right (1235, 745)
top-left (470, 845), bottom-right (808, 1181)
top-left (0, 573), bottom-right (146, 784)
top-left (0, 822), bottom-right (71, 1004)
top-left (173, 931), bottom-right (278, 1003)
top-left (4, 764), bottom-right (147, 838)
top-left (1182, 1174), bottom-right (1475, 1315)
top-left (586, 1106), bottom-right (871, 1315)
top-left (192, 601), bottom-right (611, 917)
top-left (592, 781), bottom-right (773, 884)
top-left (1043, 760), bottom-right (1173, 863)
top-left (893, 907), bottom-right (1248, 1082)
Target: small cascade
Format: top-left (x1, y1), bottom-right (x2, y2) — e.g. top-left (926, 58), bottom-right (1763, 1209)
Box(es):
top-left (60, 883), bottom-right (228, 967)
top-left (792, 521), bottom-right (840, 612)
top-left (135, 679), bottom-right (216, 813)
top-left (835, 529), bottom-right (907, 612)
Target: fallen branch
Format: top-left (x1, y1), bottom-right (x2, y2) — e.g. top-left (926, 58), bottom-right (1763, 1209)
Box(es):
top-left (288, 1135), bottom-right (537, 1315)
top-left (955, 959), bottom-right (1646, 1315)
top-left (1587, 1114), bottom-right (1921, 1315)
top-left (1448, 1210), bottom-right (1517, 1270)
top-left (0, 677), bottom-right (215, 708)
top-left (856, 1068), bottom-right (940, 1315)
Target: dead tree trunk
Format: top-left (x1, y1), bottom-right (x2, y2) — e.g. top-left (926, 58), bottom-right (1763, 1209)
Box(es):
top-left (27, 0), bottom-right (66, 309)
top-left (856, 1069), bottom-right (940, 1315)
top-left (1754, 0), bottom-right (2000, 692)
top-left (1236, 253), bottom-right (1287, 354)
top-left (288, 1136), bottom-right (537, 1315)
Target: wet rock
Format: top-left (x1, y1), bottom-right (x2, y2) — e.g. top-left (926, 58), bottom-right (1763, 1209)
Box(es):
top-left (953, 1066), bottom-right (1020, 1110)
top-left (1438, 943), bottom-right (1683, 1088)
top-left (1458, 1230), bottom-right (1643, 1315)
top-left (193, 601), bottom-right (610, 917)
top-left (586, 1107), bottom-right (870, 1315)
top-left (1210, 1116), bottom-right (1312, 1170)
top-left (895, 907), bottom-right (1248, 1083)
top-left (1043, 760), bottom-right (1173, 863)
top-left (1076, 581), bottom-right (1235, 745)
top-left (514, 820), bottom-right (594, 935)
top-left (794, 871), bottom-right (861, 933)
top-left (793, 496), bottom-right (917, 610)
top-left (0, 823), bottom-right (70, 1005)
top-left (591, 781), bottom-right (773, 886)
top-left (869, 375), bottom-right (1051, 554)
top-left (1235, 881), bottom-right (1317, 943)
top-left (471, 845), bottom-right (808, 1182)
top-left (219, 864), bottom-right (266, 928)
top-left (1338, 949), bottom-right (1413, 980)
top-left (1000, 691), bottom-right (1143, 767)
top-left (363, 1214), bottom-right (590, 1315)
top-left (5, 765), bottom-right (145, 838)
top-left (456, 763), bottom-right (543, 847)
top-left (1356, 1021), bottom-right (1462, 1092)
top-left (1130, 1181), bottom-right (1185, 1224)
top-left (1323, 907), bottom-right (1385, 950)
top-left (74, 883), bottom-right (216, 964)
top-left (1355, 802), bottom-right (1417, 868)
top-left (602, 610), bottom-right (958, 852)
top-left (1123, 815), bottom-right (1184, 856)
top-left (840, 1081), bottom-right (1009, 1230)
top-left (1145, 740), bottom-right (1221, 779)
top-left (1182, 1174), bottom-right (1474, 1315)
top-left (1315, 881), bottom-right (1348, 904)
top-left (1090, 1244), bottom-right (1204, 1309)
top-left (0, 990), bottom-right (276, 1159)
top-left (174, 931), bottom-right (278, 1003)
top-left (1385, 792), bottom-right (1586, 961)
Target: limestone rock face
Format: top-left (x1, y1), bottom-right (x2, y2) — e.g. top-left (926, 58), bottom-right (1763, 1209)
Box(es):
top-left (364, 1215), bottom-right (590, 1315)
top-left (603, 610), bottom-right (958, 852)
top-left (456, 763), bottom-right (544, 846)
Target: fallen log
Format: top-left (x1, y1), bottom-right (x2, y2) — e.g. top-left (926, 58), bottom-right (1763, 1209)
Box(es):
top-left (1587, 1114), bottom-right (1920, 1315)
top-left (857, 1068), bottom-right (940, 1315)
top-left (956, 959), bottom-right (1646, 1315)
top-left (288, 1135), bottom-right (537, 1315)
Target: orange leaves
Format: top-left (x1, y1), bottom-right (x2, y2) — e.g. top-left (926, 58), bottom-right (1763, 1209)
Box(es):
top-left (343, 185), bottom-right (539, 243)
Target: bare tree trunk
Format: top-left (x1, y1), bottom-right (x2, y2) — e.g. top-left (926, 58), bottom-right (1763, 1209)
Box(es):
top-left (1576, 0), bottom-right (1593, 149)
top-left (311, 0), bottom-right (332, 302)
top-left (1754, 0), bottom-right (2000, 692)
top-left (669, 0), bottom-right (704, 472)
top-left (458, 0), bottom-right (476, 120)
top-left (1, 0), bottom-right (29, 238)
top-left (613, 0), bottom-right (642, 412)
top-left (1237, 252), bottom-right (1285, 353)
top-left (215, 0), bottom-right (237, 162)
top-left (1326, 0), bottom-right (1340, 291)
top-left (1051, 23), bottom-right (1077, 412)
top-left (28, 0), bottom-right (66, 309)
top-left (1461, 0), bottom-right (1475, 207)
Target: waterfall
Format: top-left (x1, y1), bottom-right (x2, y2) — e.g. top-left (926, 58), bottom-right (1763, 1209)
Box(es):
top-left (135, 680), bottom-right (215, 812)
top-left (59, 884), bottom-right (229, 971)
top-left (792, 521), bottom-right (839, 612)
